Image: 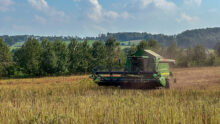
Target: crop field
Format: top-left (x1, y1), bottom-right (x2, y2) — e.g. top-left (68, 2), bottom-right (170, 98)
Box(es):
top-left (0, 67), bottom-right (220, 124)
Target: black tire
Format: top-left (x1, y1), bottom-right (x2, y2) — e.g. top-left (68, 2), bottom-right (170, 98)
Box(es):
top-left (165, 79), bottom-right (170, 89)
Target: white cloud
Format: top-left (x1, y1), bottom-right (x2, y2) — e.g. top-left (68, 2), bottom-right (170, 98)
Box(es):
top-left (184, 0), bottom-right (202, 6)
top-left (28, 0), bottom-right (66, 17)
top-left (27, 0), bottom-right (48, 10)
top-left (47, 8), bottom-right (65, 17)
top-left (121, 11), bottom-right (133, 19)
top-left (88, 0), bottom-right (102, 21)
top-left (177, 13), bottom-right (199, 23)
top-left (154, 0), bottom-right (177, 11)
top-left (141, 0), bottom-right (177, 12)
top-left (87, 0), bottom-right (132, 22)
top-left (105, 11), bottom-right (119, 19)
top-left (141, 0), bottom-right (153, 7)
top-left (35, 15), bottom-right (46, 24)
top-left (0, 0), bottom-right (14, 12)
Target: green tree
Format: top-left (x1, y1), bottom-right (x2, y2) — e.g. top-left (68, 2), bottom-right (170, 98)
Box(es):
top-left (176, 48), bottom-right (188, 67)
top-left (0, 39), bottom-right (12, 77)
top-left (167, 42), bottom-right (178, 59)
top-left (206, 53), bottom-right (216, 66)
top-left (185, 46), bottom-right (194, 67)
top-left (137, 40), bottom-right (148, 51)
top-left (148, 39), bottom-right (159, 50)
top-left (14, 38), bottom-right (42, 76)
top-left (68, 39), bottom-right (93, 73)
top-left (91, 40), bottom-right (107, 69)
top-left (68, 39), bottom-right (79, 73)
top-left (76, 40), bottom-right (93, 73)
top-left (40, 39), bottom-right (57, 75)
top-left (125, 43), bottom-right (137, 56)
top-left (159, 46), bottom-right (167, 57)
top-left (192, 44), bottom-right (207, 66)
top-left (215, 42), bottom-right (220, 57)
top-left (54, 40), bottom-right (68, 74)
top-left (105, 37), bottom-right (121, 70)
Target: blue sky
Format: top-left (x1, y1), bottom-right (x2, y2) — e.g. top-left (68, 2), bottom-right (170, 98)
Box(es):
top-left (0, 0), bottom-right (220, 37)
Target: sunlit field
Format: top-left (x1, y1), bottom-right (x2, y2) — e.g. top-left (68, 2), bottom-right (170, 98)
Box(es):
top-left (0, 67), bottom-right (220, 124)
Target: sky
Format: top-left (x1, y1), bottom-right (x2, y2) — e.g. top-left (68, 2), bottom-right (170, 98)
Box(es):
top-left (0, 0), bottom-right (220, 37)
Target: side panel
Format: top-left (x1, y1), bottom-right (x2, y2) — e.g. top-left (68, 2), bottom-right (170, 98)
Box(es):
top-left (124, 58), bottom-right (131, 71)
top-left (157, 63), bottom-right (170, 78)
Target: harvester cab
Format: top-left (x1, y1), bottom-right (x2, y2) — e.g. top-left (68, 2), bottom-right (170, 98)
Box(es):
top-left (91, 49), bottom-right (175, 89)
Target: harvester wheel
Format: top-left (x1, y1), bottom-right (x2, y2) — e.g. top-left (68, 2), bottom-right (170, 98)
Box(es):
top-left (165, 79), bottom-right (170, 89)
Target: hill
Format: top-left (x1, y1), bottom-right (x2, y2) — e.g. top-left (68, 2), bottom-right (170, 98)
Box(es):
top-left (1, 27), bottom-right (220, 48)
top-left (176, 28), bottom-right (220, 48)
top-left (105, 27), bottom-right (220, 48)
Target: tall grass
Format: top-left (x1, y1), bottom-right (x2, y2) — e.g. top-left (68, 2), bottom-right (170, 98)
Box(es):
top-left (0, 78), bottom-right (220, 124)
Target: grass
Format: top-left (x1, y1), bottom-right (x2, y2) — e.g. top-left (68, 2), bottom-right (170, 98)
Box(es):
top-left (9, 40), bottom-right (142, 51)
top-left (0, 67), bottom-right (220, 124)
top-left (120, 40), bottom-right (142, 46)
top-left (64, 40), bottom-right (96, 46)
top-left (10, 41), bottom-right (25, 51)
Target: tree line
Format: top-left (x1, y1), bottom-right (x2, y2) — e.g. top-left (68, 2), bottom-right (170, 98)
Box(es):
top-left (1, 37), bottom-right (220, 78)
top-left (3, 27), bottom-right (220, 49)
top-left (0, 37), bottom-right (125, 77)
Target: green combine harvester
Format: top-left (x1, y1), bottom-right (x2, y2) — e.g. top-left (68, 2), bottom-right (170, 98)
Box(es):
top-left (91, 49), bottom-right (175, 89)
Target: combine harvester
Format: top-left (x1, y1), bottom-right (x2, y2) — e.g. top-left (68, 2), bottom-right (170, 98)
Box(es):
top-left (91, 49), bottom-right (175, 89)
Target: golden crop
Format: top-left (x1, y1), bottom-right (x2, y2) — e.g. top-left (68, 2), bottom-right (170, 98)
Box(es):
top-left (0, 67), bottom-right (220, 124)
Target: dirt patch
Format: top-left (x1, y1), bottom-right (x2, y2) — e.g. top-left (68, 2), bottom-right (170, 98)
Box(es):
top-left (170, 67), bottom-right (220, 90)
